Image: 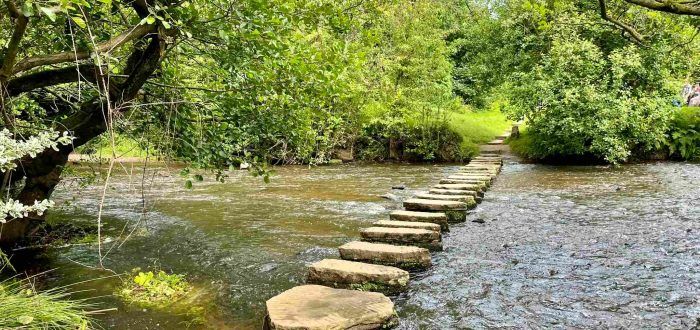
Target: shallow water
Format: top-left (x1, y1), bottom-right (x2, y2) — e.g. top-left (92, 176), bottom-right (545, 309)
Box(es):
top-left (10, 160), bottom-right (700, 329)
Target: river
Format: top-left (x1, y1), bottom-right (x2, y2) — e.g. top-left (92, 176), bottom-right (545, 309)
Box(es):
top-left (10, 159), bottom-right (700, 328)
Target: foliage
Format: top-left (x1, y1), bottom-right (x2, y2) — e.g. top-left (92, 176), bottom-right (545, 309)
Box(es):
top-left (667, 107), bottom-right (700, 160)
top-left (117, 269), bottom-right (191, 306)
top-left (452, 0), bottom-right (699, 163)
top-left (0, 277), bottom-right (93, 329)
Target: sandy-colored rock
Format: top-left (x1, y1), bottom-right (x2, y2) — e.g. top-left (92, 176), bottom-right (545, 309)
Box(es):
top-left (264, 285), bottom-right (397, 330)
top-left (414, 193), bottom-right (476, 208)
top-left (307, 259), bottom-right (409, 292)
top-left (433, 184), bottom-right (483, 193)
top-left (439, 178), bottom-right (488, 189)
top-left (449, 174), bottom-right (494, 181)
top-left (403, 198), bottom-right (467, 211)
top-left (360, 226), bottom-right (442, 251)
top-left (389, 210), bottom-right (449, 231)
top-left (339, 241), bottom-right (431, 269)
top-left (373, 220), bottom-right (441, 232)
top-left (428, 188), bottom-right (477, 196)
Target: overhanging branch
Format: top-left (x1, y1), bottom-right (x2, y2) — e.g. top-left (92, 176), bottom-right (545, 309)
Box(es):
top-left (11, 24), bottom-right (156, 75)
top-left (598, 0), bottom-right (646, 45)
top-left (623, 0), bottom-right (700, 16)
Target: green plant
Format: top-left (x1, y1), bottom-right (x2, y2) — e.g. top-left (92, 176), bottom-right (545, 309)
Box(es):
top-left (117, 269), bottom-right (191, 307)
top-left (667, 107), bottom-right (700, 160)
top-left (0, 277), bottom-right (93, 329)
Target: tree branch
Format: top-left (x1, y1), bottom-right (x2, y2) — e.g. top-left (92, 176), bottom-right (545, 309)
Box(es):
top-left (598, 0), bottom-right (646, 45)
top-left (623, 0), bottom-right (700, 16)
top-left (6, 64), bottom-right (101, 97)
top-left (12, 24), bottom-right (156, 75)
top-left (1, 0), bottom-right (29, 78)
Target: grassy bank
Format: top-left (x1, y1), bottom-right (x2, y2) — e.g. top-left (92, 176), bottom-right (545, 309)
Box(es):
top-left (449, 105), bottom-right (511, 156)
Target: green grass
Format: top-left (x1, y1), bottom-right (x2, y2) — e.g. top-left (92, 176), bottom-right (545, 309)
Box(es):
top-left (0, 276), bottom-right (94, 329)
top-left (77, 133), bottom-right (151, 158)
top-left (448, 104), bottom-right (511, 155)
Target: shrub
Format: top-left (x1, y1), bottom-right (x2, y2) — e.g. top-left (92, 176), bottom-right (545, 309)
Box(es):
top-left (667, 107), bottom-right (700, 161)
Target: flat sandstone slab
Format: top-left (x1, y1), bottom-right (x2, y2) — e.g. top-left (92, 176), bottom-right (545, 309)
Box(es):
top-left (404, 198), bottom-right (468, 211)
top-left (428, 188), bottom-right (477, 196)
top-left (339, 241), bottom-right (431, 269)
top-left (307, 259), bottom-right (409, 292)
top-left (265, 285), bottom-right (397, 330)
top-left (414, 193), bottom-right (476, 208)
top-left (433, 184), bottom-right (483, 192)
top-left (360, 226), bottom-right (442, 251)
top-left (389, 210), bottom-right (449, 231)
top-left (373, 220), bottom-right (441, 232)
top-left (439, 178), bottom-right (488, 189)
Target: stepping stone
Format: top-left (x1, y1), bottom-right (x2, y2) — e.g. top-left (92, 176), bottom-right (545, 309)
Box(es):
top-left (403, 198), bottom-right (469, 223)
top-left (264, 285), bottom-right (397, 330)
top-left (360, 227), bottom-right (442, 251)
top-left (307, 259), bottom-right (409, 293)
top-left (429, 189), bottom-right (483, 204)
top-left (389, 210), bottom-right (449, 231)
top-left (433, 183), bottom-right (484, 193)
top-left (445, 176), bottom-right (492, 186)
top-left (414, 193), bottom-right (477, 208)
top-left (339, 241), bottom-right (431, 269)
top-left (459, 169), bottom-right (499, 176)
top-left (487, 139), bottom-right (505, 145)
top-left (373, 220), bottom-right (441, 232)
top-left (439, 178), bottom-right (488, 189)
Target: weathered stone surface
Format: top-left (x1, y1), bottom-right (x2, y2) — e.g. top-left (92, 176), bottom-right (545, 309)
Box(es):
top-left (373, 220), bottom-right (441, 232)
top-left (429, 189), bottom-right (484, 203)
top-left (444, 176), bottom-right (492, 186)
top-left (449, 174), bottom-right (495, 180)
top-left (458, 169), bottom-right (499, 176)
top-left (414, 193), bottom-right (476, 208)
top-left (439, 178), bottom-right (488, 189)
top-left (389, 210), bottom-right (449, 231)
top-left (307, 259), bottom-right (409, 292)
top-left (339, 241), bottom-right (431, 269)
top-left (428, 188), bottom-right (477, 197)
top-left (403, 198), bottom-right (467, 211)
top-left (264, 285), bottom-right (397, 330)
top-left (433, 184), bottom-right (483, 193)
top-left (360, 226), bottom-right (442, 251)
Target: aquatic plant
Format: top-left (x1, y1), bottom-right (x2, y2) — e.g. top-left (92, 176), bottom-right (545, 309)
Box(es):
top-left (117, 269), bottom-right (191, 306)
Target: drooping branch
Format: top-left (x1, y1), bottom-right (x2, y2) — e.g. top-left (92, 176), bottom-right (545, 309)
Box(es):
top-left (6, 64), bottom-right (101, 97)
top-left (598, 0), bottom-right (646, 45)
top-left (623, 0), bottom-right (700, 16)
top-left (11, 24), bottom-right (156, 75)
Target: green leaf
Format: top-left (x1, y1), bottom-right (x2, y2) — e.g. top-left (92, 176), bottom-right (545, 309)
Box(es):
top-left (17, 315), bottom-right (34, 325)
top-left (72, 17), bottom-right (87, 28)
top-left (185, 180), bottom-right (193, 189)
top-left (39, 7), bottom-right (57, 22)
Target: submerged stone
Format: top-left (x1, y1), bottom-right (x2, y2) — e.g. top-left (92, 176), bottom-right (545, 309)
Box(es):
top-left (389, 210), bottom-right (449, 231)
top-left (360, 226), bottom-right (442, 251)
top-left (373, 220), bottom-right (441, 232)
top-left (307, 259), bottom-right (409, 293)
top-left (264, 285), bottom-right (397, 330)
top-left (338, 241), bottom-right (431, 269)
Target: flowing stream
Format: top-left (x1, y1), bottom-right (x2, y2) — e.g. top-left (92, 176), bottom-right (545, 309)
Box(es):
top-left (8, 160), bottom-right (700, 329)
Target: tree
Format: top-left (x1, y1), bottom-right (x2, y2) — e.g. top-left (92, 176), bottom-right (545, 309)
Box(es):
top-left (0, 0), bottom-right (184, 244)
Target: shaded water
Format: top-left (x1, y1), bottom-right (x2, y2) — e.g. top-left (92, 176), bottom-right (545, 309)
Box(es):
top-left (11, 160), bottom-right (700, 328)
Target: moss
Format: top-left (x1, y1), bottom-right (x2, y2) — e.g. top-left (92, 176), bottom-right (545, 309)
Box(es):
top-left (445, 210), bottom-right (467, 223)
top-left (117, 269), bottom-right (191, 307)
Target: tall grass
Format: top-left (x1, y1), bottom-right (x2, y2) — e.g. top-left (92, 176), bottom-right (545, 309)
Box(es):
top-left (448, 104), bottom-right (511, 155)
top-left (0, 275), bottom-right (94, 329)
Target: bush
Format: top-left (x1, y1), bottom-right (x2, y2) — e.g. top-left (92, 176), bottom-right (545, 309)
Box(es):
top-left (667, 107), bottom-right (700, 161)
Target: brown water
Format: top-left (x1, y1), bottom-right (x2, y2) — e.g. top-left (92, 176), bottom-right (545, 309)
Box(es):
top-left (10, 160), bottom-right (700, 328)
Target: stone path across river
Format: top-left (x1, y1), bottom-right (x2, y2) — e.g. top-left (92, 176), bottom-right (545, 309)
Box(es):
top-left (263, 129), bottom-right (512, 329)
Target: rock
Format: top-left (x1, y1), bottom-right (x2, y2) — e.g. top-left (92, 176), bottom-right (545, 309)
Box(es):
top-left (240, 162), bottom-right (250, 170)
top-left (372, 220), bottom-right (441, 232)
top-left (439, 179), bottom-right (488, 190)
top-left (360, 227), bottom-right (442, 251)
top-left (429, 188), bottom-right (477, 196)
top-left (389, 210), bottom-right (449, 231)
top-left (403, 198), bottom-right (468, 211)
top-left (307, 259), bottom-right (409, 293)
top-left (379, 193), bottom-right (400, 201)
top-left (471, 218), bottom-right (485, 224)
top-left (391, 185), bottom-right (406, 190)
top-left (335, 148), bottom-right (354, 162)
top-left (264, 285), bottom-right (397, 330)
top-left (414, 193), bottom-right (476, 207)
top-left (339, 241), bottom-right (431, 269)
top-left (432, 184), bottom-right (483, 193)
top-left (328, 159), bottom-right (344, 165)
top-left (403, 198), bottom-right (469, 223)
